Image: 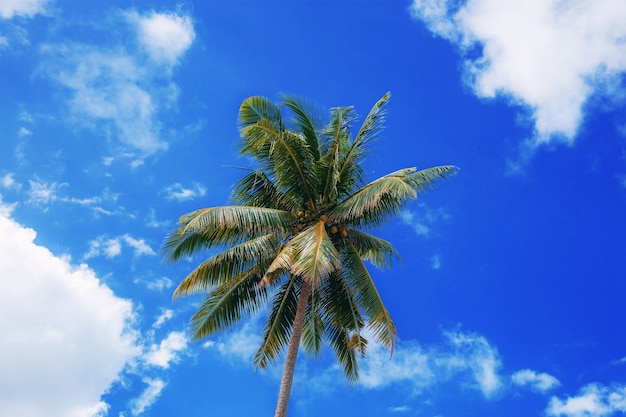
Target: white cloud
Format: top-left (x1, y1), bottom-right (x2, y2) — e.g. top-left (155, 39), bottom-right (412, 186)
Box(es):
top-left (0, 205), bottom-right (140, 417)
top-left (437, 330), bottom-right (503, 397)
top-left (18, 126), bottom-right (32, 137)
top-left (143, 331), bottom-right (188, 369)
top-left (410, 0), bottom-right (626, 146)
top-left (153, 309), bottom-right (174, 328)
top-left (122, 234), bottom-right (156, 256)
top-left (85, 234), bottom-right (155, 259)
top-left (129, 378), bottom-right (166, 416)
top-left (144, 276), bottom-right (174, 291)
top-left (546, 383), bottom-right (626, 417)
top-left (389, 405), bottom-right (411, 413)
top-left (163, 182), bottom-right (207, 201)
top-left (0, 0), bottom-right (48, 19)
top-left (400, 206), bottom-right (450, 238)
top-left (28, 178), bottom-right (64, 204)
top-left (512, 369), bottom-right (560, 393)
top-left (131, 11), bottom-right (195, 66)
top-left (431, 253), bottom-right (442, 269)
top-left (41, 10), bottom-right (195, 158)
top-left (1, 173), bottom-right (20, 189)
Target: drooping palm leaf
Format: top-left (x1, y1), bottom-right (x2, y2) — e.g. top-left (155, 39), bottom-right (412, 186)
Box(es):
top-left (173, 232), bottom-right (280, 299)
top-left (254, 276), bottom-right (301, 369)
top-left (342, 243), bottom-right (397, 352)
top-left (164, 206), bottom-right (294, 260)
top-left (345, 229), bottom-right (400, 269)
top-left (192, 268), bottom-right (269, 340)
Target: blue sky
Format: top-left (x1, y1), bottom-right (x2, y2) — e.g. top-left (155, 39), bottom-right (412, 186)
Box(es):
top-left (1, 1), bottom-right (626, 416)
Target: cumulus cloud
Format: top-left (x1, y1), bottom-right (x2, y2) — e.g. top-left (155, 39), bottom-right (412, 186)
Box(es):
top-left (131, 11), bottom-right (195, 66)
top-left (41, 10), bottom-right (195, 158)
top-left (409, 0), bottom-right (626, 146)
top-left (163, 182), bottom-right (207, 201)
top-left (546, 383), bottom-right (626, 417)
top-left (512, 369), bottom-right (560, 393)
top-left (0, 204), bottom-right (140, 417)
top-left (0, 0), bottom-right (48, 19)
top-left (143, 331), bottom-right (188, 369)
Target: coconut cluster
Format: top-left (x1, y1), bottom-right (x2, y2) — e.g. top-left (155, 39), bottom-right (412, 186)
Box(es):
top-left (292, 210), bottom-right (348, 238)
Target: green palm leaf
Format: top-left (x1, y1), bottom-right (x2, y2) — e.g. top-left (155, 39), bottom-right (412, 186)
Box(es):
top-left (254, 276), bottom-right (301, 369)
top-left (346, 229), bottom-right (400, 269)
top-left (342, 243), bottom-right (397, 352)
top-left (173, 232), bottom-right (280, 299)
top-left (164, 206), bottom-right (294, 260)
top-left (336, 92), bottom-right (390, 198)
top-left (192, 269), bottom-right (269, 340)
top-left (265, 220), bottom-right (340, 288)
top-left (330, 165), bottom-right (457, 227)
top-left (282, 95), bottom-right (321, 160)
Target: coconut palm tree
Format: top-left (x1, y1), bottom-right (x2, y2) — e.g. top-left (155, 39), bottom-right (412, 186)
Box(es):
top-left (164, 92), bottom-right (456, 417)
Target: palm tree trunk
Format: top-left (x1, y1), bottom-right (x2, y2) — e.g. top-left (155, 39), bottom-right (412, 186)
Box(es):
top-left (274, 278), bottom-right (312, 417)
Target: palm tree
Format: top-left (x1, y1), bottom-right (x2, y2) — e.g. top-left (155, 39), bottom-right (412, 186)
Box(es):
top-left (165, 92), bottom-right (456, 417)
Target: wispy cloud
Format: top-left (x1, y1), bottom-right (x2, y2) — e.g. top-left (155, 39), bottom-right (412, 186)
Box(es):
top-left (409, 0), bottom-right (626, 148)
top-left (27, 178), bottom-right (65, 204)
top-left (40, 9), bottom-right (196, 159)
top-left (84, 234), bottom-right (155, 259)
top-left (1, 173), bottom-right (20, 190)
top-left (0, 205), bottom-right (141, 417)
top-left (546, 383), bottom-right (626, 417)
top-left (129, 378), bottom-right (166, 416)
top-left (0, 0), bottom-right (49, 19)
top-left (399, 205), bottom-right (450, 238)
top-left (163, 182), bottom-right (207, 201)
top-left (144, 276), bottom-right (174, 292)
top-left (153, 309), bottom-right (174, 329)
top-left (512, 369), bottom-right (560, 393)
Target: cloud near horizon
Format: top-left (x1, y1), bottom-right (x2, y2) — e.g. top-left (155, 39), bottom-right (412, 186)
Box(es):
top-left (410, 0), bottom-right (626, 147)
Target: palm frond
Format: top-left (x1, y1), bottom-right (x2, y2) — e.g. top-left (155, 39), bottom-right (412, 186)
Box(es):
top-left (231, 168), bottom-right (302, 212)
top-left (265, 221), bottom-right (340, 288)
top-left (346, 229), bottom-right (400, 269)
top-left (301, 288), bottom-right (324, 356)
top-left (191, 270), bottom-right (268, 340)
top-left (269, 130), bottom-right (318, 208)
top-left (330, 165), bottom-right (457, 227)
top-left (325, 322), bottom-right (359, 382)
top-left (335, 92), bottom-right (390, 198)
top-left (282, 95), bottom-right (321, 159)
top-left (320, 106), bottom-right (354, 203)
top-left (254, 276), bottom-right (301, 369)
top-left (239, 95), bottom-right (283, 129)
top-left (164, 206), bottom-right (294, 261)
top-left (342, 243), bottom-right (397, 352)
top-left (173, 233), bottom-right (281, 299)
top-left (321, 270), bottom-right (364, 333)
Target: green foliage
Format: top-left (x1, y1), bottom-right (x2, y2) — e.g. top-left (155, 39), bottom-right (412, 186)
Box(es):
top-left (165, 92), bottom-right (457, 382)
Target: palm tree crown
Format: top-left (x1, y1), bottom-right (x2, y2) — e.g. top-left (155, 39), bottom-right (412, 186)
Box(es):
top-left (165, 92), bottom-right (456, 416)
